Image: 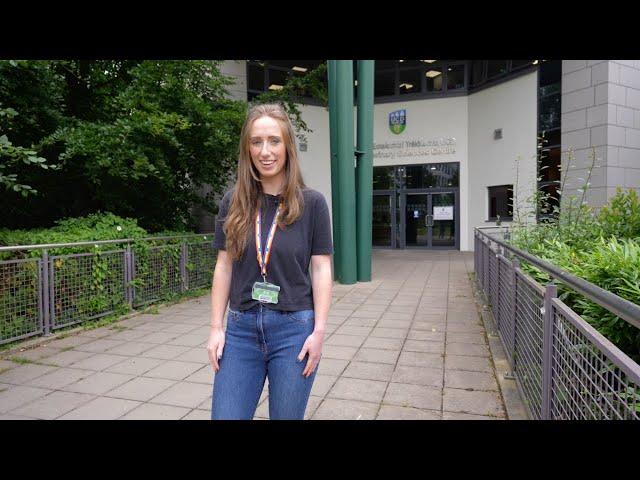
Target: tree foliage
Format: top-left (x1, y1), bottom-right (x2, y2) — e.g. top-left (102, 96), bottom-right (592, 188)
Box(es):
top-left (252, 62), bottom-right (328, 143)
top-left (0, 60), bottom-right (247, 232)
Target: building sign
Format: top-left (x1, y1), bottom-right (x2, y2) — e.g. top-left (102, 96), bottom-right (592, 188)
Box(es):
top-left (374, 137), bottom-right (456, 160)
top-left (433, 206), bottom-right (454, 220)
top-left (389, 110), bottom-right (406, 135)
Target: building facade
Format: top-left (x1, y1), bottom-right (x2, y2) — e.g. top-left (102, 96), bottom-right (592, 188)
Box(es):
top-left (216, 60), bottom-right (640, 251)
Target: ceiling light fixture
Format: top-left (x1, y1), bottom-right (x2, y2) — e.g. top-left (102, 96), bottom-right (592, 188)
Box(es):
top-left (292, 66), bottom-right (307, 72)
top-left (426, 70), bottom-right (441, 78)
top-left (399, 83), bottom-right (414, 89)
top-left (421, 60), bottom-right (436, 63)
top-left (268, 84), bottom-right (283, 90)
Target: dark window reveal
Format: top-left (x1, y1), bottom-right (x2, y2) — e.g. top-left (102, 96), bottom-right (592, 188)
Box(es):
top-left (488, 185), bottom-right (513, 220)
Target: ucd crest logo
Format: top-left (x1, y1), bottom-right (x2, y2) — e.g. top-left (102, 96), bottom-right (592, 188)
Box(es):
top-left (389, 109), bottom-right (406, 135)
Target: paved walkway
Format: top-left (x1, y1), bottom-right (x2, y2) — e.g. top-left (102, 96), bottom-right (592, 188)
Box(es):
top-left (0, 250), bottom-right (514, 420)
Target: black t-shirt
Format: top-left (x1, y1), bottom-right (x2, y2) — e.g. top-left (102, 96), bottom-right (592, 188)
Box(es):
top-left (213, 187), bottom-right (333, 312)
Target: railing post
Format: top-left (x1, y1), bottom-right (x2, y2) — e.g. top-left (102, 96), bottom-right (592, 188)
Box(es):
top-left (542, 282), bottom-right (557, 420)
top-left (511, 258), bottom-right (519, 370)
top-left (124, 244), bottom-right (133, 307)
top-left (180, 241), bottom-right (188, 292)
top-left (130, 247), bottom-right (136, 307)
top-left (42, 250), bottom-right (51, 336)
top-left (482, 238), bottom-right (488, 295)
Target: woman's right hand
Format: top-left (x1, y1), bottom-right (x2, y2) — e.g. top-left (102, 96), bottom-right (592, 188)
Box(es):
top-left (207, 326), bottom-right (226, 372)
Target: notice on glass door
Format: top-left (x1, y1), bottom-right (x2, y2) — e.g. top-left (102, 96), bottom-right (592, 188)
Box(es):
top-left (433, 206), bottom-right (453, 220)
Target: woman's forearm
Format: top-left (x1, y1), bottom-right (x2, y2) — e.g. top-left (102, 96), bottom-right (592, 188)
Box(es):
top-left (311, 255), bottom-right (333, 334)
top-left (210, 252), bottom-right (232, 330)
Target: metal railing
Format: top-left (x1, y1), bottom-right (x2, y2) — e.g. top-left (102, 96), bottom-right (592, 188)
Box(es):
top-left (474, 226), bottom-right (640, 420)
top-left (0, 234), bottom-right (216, 345)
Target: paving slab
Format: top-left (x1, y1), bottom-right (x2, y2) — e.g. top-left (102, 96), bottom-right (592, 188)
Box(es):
top-left (391, 365), bottom-right (443, 388)
top-left (377, 405), bottom-right (441, 420)
top-left (312, 398), bottom-right (379, 420)
top-left (59, 397), bottom-right (141, 420)
top-left (0, 385), bottom-right (52, 414)
top-left (11, 391), bottom-right (95, 419)
top-left (342, 362), bottom-right (394, 382)
top-left (0, 363), bottom-right (58, 385)
top-left (328, 377), bottom-right (387, 403)
top-left (383, 383), bottom-right (442, 410)
top-left (353, 348), bottom-right (400, 365)
top-left (142, 360), bottom-right (203, 381)
top-left (445, 370), bottom-right (499, 392)
top-left (182, 409), bottom-right (210, 420)
top-left (150, 381), bottom-right (212, 409)
top-left (63, 371), bottom-right (135, 395)
top-left (105, 377), bottom-right (176, 402)
top-left (26, 367), bottom-right (94, 390)
top-left (120, 403), bottom-right (191, 420)
top-left (442, 388), bottom-right (505, 417)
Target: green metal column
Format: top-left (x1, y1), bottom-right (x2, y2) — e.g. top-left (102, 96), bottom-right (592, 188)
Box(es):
top-left (356, 60), bottom-right (374, 282)
top-left (327, 60), bottom-right (341, 282)
top-left (335, 60), bottom-right (357, 284)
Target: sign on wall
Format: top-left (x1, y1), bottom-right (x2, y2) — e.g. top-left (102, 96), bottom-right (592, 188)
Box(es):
top-left (389, 109), bottom-right (406, 135)
top-left (433, 206), bottom-right (454, 220)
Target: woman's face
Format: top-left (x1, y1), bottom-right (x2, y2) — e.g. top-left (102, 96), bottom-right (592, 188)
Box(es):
top-left (249, 115), bottom-right (287, 182)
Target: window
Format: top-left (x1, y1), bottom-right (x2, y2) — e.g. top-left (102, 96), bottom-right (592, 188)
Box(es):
top-left (399, 68), bottom-right (421, 95)
top-left (488, 185), bottom-right (513, 220)
top-left (537, 60), bottom-right (562, 220)
top-left (446, 64), bottom-right (465, 90)
top-left (487, 60), bottom-right (508, 79)
top-left (248, 63), bottom-right (265, 91)
top-left (375, 70), bottom-right (395, 96)
top-left (425, 66), bottom-right (443, 91)
top-left (471, 60), bottom-right (485, 86)
top-left (373, 166), bottom-right (395, 190)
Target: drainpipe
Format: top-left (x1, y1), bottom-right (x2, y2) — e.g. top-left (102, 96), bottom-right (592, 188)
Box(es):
top-left (356, 60), bottom-right (374, 282)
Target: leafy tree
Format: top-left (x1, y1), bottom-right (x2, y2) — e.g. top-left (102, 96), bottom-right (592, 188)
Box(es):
top-left (0, 60), bottom-right (247, 232)
top-left (0, 61), bottom-right (63, 196)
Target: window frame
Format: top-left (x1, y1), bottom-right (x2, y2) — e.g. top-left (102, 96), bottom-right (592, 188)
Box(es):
top-left (487, 184), bottom-right (514, 222)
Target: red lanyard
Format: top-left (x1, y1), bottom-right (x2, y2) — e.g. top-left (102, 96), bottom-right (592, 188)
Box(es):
top-left (255, 200), bottom-right (283, 281)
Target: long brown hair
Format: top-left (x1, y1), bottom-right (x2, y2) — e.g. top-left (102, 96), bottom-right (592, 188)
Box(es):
top-left (224, 103), bottom-right (306, 261)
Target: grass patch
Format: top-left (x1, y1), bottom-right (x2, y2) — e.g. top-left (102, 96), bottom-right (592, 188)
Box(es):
top-left (9, 356), bottom-right (36, 364)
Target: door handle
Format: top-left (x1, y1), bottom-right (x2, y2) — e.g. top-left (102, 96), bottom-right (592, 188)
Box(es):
top-left (425, 214), bottom-right (433, 227)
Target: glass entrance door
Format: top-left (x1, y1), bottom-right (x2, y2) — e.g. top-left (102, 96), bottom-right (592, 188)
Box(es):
top-left (405, 194), bottom-right (428, 247)
top-left (431, 192), bottom-right (455, 247)
top-left (403, 191), bottom-right (456, 248)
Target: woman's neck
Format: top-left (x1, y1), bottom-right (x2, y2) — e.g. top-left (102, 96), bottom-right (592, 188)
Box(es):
top-left (260, 173), bottom-right (285, 196)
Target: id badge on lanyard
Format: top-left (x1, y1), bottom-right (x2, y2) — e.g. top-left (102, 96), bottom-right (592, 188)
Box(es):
top-left (252, 200), bottom-right (283, 304)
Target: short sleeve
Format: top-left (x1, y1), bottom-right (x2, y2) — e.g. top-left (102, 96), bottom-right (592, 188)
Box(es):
top-left (311, 193), bottom-right (334, 255)
top-left (213, 190), bottom-right (233, 251)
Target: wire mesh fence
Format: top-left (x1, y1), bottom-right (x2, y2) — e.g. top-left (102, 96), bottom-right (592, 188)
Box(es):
top-left (132, 244), bottom-right (183, 308)
top-left (187, 240), bottom-right (217, 290)
top-left (50, 250), bottom-right (126, 329)
top-left (474, 228), bottom-right (640, 420)
top-left (0, 258), bottom-right (42, 343)
top-left (0, 235), bottom-right (215, 345)
top-left (551, 299), bottom-right (640, 420)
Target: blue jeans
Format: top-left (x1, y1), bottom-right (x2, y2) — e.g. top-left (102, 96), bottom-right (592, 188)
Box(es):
top-left (211, 304), bottom-right (319, 420)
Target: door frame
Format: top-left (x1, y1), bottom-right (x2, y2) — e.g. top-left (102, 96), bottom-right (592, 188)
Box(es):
top-left (400, 187), bottom-right (460, 250)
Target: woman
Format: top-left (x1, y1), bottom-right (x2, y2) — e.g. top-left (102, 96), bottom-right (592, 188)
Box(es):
top-left (208, 103), bottom-right (333, 420)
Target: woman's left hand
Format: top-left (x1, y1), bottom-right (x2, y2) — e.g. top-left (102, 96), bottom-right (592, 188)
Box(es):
top-left (297, 330), bottom-right (325, 378)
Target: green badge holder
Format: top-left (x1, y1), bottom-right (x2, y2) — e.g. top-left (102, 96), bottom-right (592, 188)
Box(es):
top-left (252, 281), bottom-right (280, 304)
